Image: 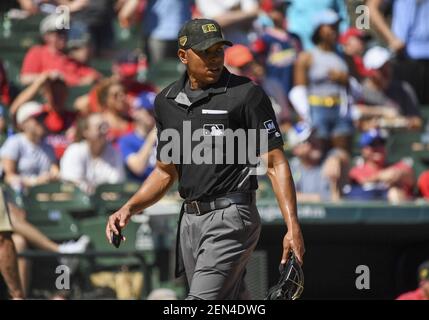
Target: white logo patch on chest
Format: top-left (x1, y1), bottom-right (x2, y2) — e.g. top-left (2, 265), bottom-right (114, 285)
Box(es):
top-left (203, 124), bottom-right (224, 136)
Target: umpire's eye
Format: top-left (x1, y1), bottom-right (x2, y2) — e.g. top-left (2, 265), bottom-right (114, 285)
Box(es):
top-left (203, 47), bottom-right (224, 57)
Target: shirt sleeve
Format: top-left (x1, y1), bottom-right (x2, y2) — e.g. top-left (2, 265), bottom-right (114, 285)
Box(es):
top-left (21, 47), bottom-right (43, 75)
top-left (0, 136), bottom-right (20, 161)
top-left (392, 0), bottom-right (414, 43)
top-left (154, 94), bottom-right (168, 162)
top-left (118, 135), bottom-right (134, 162)
top-left (242, 84), bottom-right (284, 154)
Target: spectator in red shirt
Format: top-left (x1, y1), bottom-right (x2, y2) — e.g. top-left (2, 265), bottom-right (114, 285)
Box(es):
top-left (396, 260), bottom-right (429, 300)
top-left (345, 129), bottom-right (414, 203)
top-left (20, 14), bottom-right (99, 87)
top-left (10, 72), bottom-right (77, 159)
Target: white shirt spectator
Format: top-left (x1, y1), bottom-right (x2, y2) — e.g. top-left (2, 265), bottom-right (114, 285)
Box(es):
top-left (60, 141), bottom-right (125, 194)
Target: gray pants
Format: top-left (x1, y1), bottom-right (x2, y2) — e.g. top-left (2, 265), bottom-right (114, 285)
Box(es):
top-left (180, 200), bottom-right (261, 300)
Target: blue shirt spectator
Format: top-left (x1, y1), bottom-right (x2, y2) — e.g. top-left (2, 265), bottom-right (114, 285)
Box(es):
top-left (392, 0), bottom-right (429, 59)
top-left (118, 92), bottom-right (157, 183)
top-left (119, 131), bottom-right (156, 182)
top-left (142, 0), bottom-right (191, 40)
top-left (286, 0), bottom-right (349, 50)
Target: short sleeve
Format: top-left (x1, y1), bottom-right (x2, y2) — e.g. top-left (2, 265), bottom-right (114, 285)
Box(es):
top-left (118, 135), bottom-right (134, 162)
top-left (0, 135), bottom-right (20, 161)
top-left (21, 47), bottom-right (43, 75)
top-left (154, 95), bottom-right (167, 162)
top-left (242, 85), bottom-right (284, 154)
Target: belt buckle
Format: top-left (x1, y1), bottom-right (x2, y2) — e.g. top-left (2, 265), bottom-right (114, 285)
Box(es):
top-left (192, 201), bottom-right (201, 215)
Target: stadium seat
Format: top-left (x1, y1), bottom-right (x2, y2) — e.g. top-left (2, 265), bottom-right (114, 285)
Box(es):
top-left (23, 182), bottom-right (92, 216)
top-left (92, 182), bottom-right (141, 216)
top-left (385, 132), bottom-right (422, 164)
top-left (78, 215), bottom-right (148, 268)
top-left (26, 209), bottom-right (80, 242)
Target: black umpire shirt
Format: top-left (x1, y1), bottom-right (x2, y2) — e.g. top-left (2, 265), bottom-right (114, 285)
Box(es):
top-left (154, 68), bottom-right (283, 201)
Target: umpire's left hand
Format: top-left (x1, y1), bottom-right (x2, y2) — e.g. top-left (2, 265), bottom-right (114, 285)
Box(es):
top-left (282, 226), bottom-right (305, 266)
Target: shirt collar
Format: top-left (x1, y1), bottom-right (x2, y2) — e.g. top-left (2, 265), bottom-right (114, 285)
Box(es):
top-left (165, 67), bottom-right (231, 100)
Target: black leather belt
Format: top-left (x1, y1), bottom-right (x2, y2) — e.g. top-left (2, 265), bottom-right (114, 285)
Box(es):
top-left (184, 192), bottom-right (254, 215)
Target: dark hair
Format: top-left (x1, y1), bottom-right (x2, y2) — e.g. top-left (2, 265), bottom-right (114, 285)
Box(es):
top-left (311, 26), bottom-right (322, 45)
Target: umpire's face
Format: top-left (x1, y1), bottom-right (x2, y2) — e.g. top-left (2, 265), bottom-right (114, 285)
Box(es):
top-left (178, 43), bottom-right (225, 87)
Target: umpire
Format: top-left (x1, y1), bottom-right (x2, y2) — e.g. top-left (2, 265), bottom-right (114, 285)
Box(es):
top-left (106, 18), bottom-right (305, 300)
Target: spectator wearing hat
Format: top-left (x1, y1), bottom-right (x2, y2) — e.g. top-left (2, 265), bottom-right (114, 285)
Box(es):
top-left (290, 9), bottom-right (353, 154)
top-left (287, 122), bottom-right (349, 202)
top-left (10, 72), bottom-right (77, 159)
top-left (368, 0), bottom-right (429, 105)
top-left (339, 28), bottom-right (371, 81)
top-left (60, 113), bottom-right (125, 194)
top-left (20, 13), bottom-right (99, 87)
top-left (353, 46), bottom-right (422, 131)
top-left (251, 0), bottom-right (302, 97)
top-left (286, 0), bottom-right (349, 50)
top-left (64, 27), bottom-right (101, 86)
top-left (118, 91), bottom-right (157, 183)
top-left (0, 101), bottom-right (59, 191)
top-left (346, 129), bottom-right (414, 203)
top-left (396, 260), bottom-right (429, 300)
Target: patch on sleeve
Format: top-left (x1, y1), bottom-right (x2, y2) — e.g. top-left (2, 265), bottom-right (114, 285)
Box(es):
top-left (264, 120), bottom-right (277, 133)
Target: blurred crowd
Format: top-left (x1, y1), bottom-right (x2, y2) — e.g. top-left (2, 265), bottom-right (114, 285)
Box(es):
top-left (0, 0), bottom-right (428, 205)
top-left (0, 0), bottom-right (428, 300)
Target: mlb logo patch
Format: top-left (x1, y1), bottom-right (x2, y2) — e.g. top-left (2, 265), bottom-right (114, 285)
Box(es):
top-left (203, 124), bottom-right (224, 136)
top-left (264, 120), bottom-right (276, 133)
top-left (202, 24), bottom-right (217, 33)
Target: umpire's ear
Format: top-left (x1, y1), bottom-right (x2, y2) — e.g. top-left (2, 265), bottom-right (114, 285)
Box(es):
top-left (178, 49), bottom-right (188, 65)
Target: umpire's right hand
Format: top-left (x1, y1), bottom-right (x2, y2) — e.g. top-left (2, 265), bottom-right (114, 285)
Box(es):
top-left (105, 206), bottom-right (132, 244)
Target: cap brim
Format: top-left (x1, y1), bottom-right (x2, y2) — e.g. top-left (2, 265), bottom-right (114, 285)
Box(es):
top-left (191, 38), bottom-right (233, 51)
